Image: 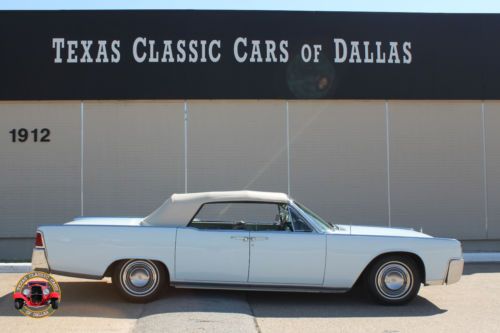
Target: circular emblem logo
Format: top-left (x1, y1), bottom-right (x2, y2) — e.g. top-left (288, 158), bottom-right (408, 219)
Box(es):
top-left (13, 271), bottom-right (61, 318)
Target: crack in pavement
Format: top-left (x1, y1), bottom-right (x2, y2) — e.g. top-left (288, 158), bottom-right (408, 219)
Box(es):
top-left (131, 302), bottom-right (146, 333)
top-left (245, 293), bottom-right (262, 333)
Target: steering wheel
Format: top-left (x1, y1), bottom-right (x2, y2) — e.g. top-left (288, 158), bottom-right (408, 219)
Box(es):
top-left (282, 221), bottom-right (293, 231)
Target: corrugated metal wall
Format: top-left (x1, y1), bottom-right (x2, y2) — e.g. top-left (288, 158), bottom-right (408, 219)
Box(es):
top-left (0, 100), bottom-right (497, 259)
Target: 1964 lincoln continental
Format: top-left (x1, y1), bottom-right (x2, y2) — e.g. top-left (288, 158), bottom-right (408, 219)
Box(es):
top-left (32, 191), bottom-right (463, 305)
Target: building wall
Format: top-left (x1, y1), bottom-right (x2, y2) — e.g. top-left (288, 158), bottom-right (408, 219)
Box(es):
top-left (0, 102), bottom-right (81, 260)
top-left (289, 101), bottom-right (388, 226)
top-left (83, 101), bottom-right (185, 216)
top-left (0, 100), bottom-right (497, 259)
top-left (389, 101), bottom-right (486, 239)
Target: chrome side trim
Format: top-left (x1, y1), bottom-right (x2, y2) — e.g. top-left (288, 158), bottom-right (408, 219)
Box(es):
top-left (49, 270), bottom-right (103, 280)
top-left (171, 282), bottom-right (348, 293)
top-left (446, 258), bottom-right (464, 285)
top-left (31, 248), bottom-right (50, 272)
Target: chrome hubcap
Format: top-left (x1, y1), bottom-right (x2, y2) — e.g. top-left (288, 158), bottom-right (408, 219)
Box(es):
top-left (384, 271), bottom-right (405, 290)
top-left (375, 261), bottom-right (413, 300)
top-left (129, 268), bottom-right (151, 288)
top-left (120, 260), bottom-right (159, 297)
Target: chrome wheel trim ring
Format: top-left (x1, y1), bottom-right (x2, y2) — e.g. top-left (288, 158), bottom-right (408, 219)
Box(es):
top-left (120, 260), bottom-right (159, 297)
top-left (375, 261), bottom-right (413, 300)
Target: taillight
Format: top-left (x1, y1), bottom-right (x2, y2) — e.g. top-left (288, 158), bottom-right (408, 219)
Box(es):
top-left (35, 232), bottom-right (44, 248)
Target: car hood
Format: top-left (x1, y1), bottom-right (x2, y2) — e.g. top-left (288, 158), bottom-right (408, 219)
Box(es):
top-left (334, 224), bottom-right (432, 238)
top-left (65, 217), bottom-right (143, 226)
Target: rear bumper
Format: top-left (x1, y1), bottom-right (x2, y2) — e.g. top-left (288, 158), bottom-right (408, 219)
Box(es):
top-left (31, 248), bottom-right (50, 272)
top-left (446, 258), bottom-right (464, 285)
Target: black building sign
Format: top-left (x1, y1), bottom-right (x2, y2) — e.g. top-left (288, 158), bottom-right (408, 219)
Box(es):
top-left (0, 10), bottom-right (499, 100)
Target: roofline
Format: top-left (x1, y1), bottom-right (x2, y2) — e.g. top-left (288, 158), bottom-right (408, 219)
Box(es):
top-left (143, 190), bottom-right (289, 227)
top-left (171, 190), bottom-right (290, 203)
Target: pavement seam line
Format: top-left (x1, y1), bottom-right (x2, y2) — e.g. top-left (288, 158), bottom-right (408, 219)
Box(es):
top-left (245, 293), bottom-right (262, 333)
top-left (130, 302), bottom-right (146, 333)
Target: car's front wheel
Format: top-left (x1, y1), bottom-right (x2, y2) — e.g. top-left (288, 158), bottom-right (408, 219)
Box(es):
top-left (365, 255), bottom-right (421, 305)
top-left (113, 259), bottom-right (167, 303)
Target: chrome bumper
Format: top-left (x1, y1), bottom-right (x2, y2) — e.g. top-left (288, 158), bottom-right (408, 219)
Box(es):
top-left (446, 258), bottom-right (464, 285)
top-left (31, 248), bottom-right (50, 272)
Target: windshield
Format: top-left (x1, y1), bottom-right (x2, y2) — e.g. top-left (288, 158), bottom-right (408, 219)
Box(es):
top-left (293, 201), bottom-right (336, 232)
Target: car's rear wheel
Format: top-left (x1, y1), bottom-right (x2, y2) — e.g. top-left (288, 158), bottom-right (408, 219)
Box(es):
top-left (113, 259), bottom-right (167, 303)
top-left (365, 255), bottom-right (421, 305)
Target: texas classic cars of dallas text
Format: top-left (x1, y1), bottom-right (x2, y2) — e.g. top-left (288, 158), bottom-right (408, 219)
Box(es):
top-left (32, 190), bottom-right (464, 305)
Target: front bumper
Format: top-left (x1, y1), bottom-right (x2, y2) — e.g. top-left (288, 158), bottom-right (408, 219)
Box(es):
top-left (445, 258), bottom-right (464, 285)
top-left (31, 248), bottom-right (50, 272)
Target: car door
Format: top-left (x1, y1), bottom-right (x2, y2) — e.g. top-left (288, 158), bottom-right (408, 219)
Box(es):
top-left (175, 201), bottom-right (286, 283)
top-left (248, 204), bottom-right (326, 285)
top-left (175, 202), bottom-right (262, 283)
top-left (175, 227), bottom-right (249, 283)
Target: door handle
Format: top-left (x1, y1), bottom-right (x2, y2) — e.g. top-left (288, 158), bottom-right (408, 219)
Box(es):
top-left (230, 236), bottom-right (249, 242)
top-left (249, 236), bottom-right (269, 241)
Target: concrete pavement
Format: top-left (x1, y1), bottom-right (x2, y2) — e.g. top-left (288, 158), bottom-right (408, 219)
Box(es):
top-left (0, 263), bottom-right (499, 333)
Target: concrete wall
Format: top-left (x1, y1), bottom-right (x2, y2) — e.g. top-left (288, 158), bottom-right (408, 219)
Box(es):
top-left (389, 101), bottom-right (486, 239)
top-left (0, 100), bottom-right (497, 259)
top-left (289, 101), bottom-right (388, 226)
top-left (83, 101), bottom-right (185, 216)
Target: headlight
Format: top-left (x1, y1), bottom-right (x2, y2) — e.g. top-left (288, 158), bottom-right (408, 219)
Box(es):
top-left (22, 288), bottom-right (30, 296)
top-left (43, 288), bottom-right (50, 295)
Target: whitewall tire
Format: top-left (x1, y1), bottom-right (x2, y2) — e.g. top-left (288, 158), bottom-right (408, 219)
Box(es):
top-left (366, 255), bottom-right (421, 305)
top-left (113, 259), bottom-right (167, 303)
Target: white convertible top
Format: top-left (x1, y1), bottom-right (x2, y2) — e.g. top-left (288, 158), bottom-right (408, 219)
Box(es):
top-left (142, 190), bottom-right (289, 227)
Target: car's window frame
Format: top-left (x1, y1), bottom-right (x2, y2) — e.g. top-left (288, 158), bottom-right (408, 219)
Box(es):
top-left (188, 201), bottom-right (282, 230)
top-left (287, 205), bottom-right (314, 233)
top-left (290, 200), bottom-right (332, 233)
top-left (187, 200), bottom-right (319, 233)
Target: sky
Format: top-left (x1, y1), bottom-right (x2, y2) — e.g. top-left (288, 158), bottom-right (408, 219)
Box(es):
top-left (1, 0), bottom-right (500, 13)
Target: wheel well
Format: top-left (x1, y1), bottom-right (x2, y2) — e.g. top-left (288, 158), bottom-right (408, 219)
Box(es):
top-left (103, 259), bottom-right (170, 282)
top-left (357, 252), bottom-right (426, 285)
